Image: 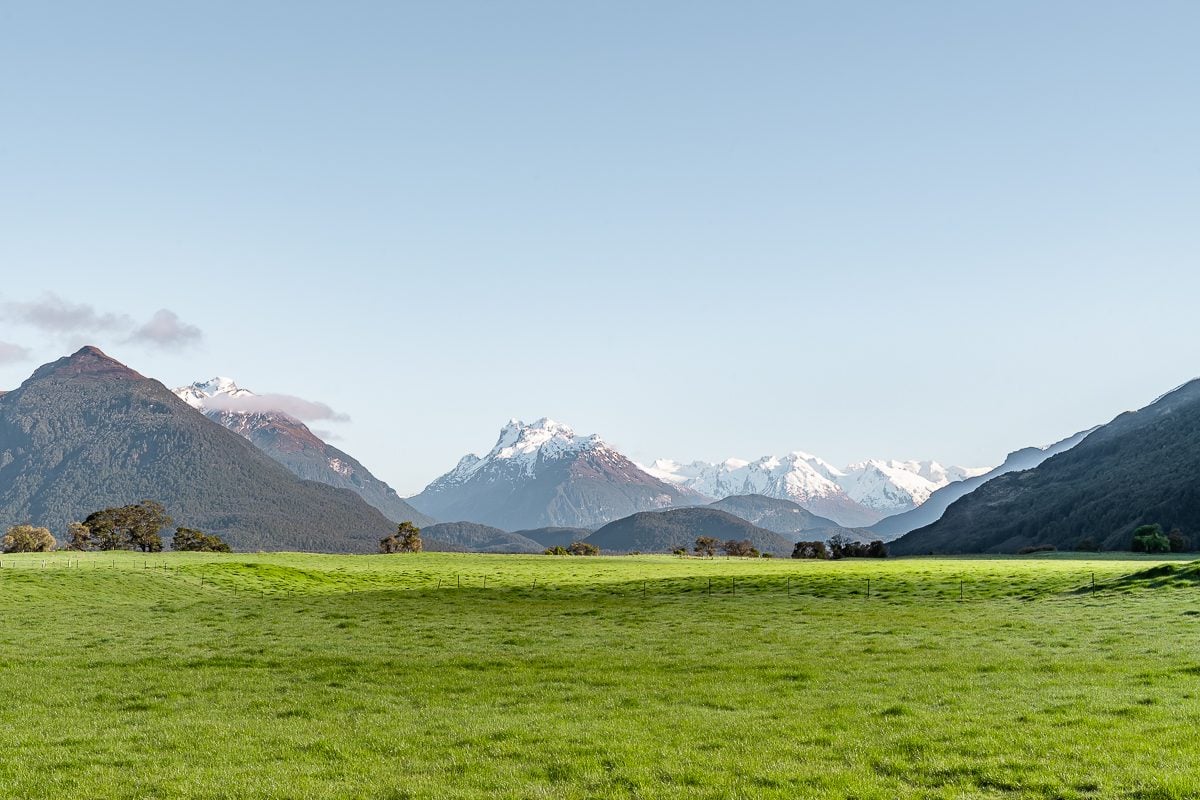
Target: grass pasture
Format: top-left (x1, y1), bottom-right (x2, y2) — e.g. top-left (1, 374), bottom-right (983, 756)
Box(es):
top-left (0, 551), bottom-right (1198, 799)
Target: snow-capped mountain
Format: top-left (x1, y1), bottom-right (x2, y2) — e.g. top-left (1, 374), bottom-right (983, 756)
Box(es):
top-left (409, 418), bottom-right (703, 530)
top-left (641, 454), bottom-right (989, 527)
top-left (173, 378), bottom-right (431, 526)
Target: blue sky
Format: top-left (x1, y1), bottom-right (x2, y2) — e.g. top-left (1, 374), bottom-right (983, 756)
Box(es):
top-left (2, 1), bottom-right (1198, 494)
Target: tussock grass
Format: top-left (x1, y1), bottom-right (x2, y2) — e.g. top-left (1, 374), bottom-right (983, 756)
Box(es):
top-left (0, 551), bottom-right (1197, 798)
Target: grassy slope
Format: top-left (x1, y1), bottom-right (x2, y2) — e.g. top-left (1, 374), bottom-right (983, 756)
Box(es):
top-left (1, 552), bottom-right (1198, 799)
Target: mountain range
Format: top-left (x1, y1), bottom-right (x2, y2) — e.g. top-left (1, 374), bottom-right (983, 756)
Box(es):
top-left (641, 454), bottom-right (987, 527)
top-left (408, 418), bottom-right (704, 529)
top-left (6, 345), bottom-right (1191, 556)
top-left (174, 377), bottom-right (431, 526)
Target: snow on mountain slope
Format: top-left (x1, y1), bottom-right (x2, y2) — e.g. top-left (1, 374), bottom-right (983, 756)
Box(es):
top-left (172, 378), bottom-right (431, 526)
top-left (641, 453), bottom-right (990, 527)
top-left (410, 418), bottom-right (702, 530)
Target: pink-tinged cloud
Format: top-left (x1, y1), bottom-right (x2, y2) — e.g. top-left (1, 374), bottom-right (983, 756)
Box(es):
top-left (127, 309), bottom-right (203, 349)
top-left (2, 292), bottom-right (130, 333)
top-left (204, 393), bottom-right (350, 423)
top-left (0, 341), bottom-right (31, 364)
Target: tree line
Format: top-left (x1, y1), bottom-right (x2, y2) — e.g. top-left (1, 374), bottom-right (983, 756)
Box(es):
top-left (2, 500), bottom-right (231, 553)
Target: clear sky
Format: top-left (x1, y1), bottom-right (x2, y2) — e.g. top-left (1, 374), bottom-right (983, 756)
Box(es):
top-left (2, 1), bottom-right (1198, 495)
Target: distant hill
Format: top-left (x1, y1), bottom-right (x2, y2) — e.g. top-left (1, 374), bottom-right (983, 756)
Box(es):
top-left (891, 380), bottom-right (1200, 554)
top-left (512, 526), bottom-right (594, 548)
top-left (0, 347), bottom-right (400, 552)
top-left (870, 428), bottom-right (1095, 540)
top-left (588, 508), bottom-right (795, 556)
top-left (421, 522), bottom-right (544, 553)
top-left (175, 377), bottom-right (432, 526)
top-left (409, 418), bottom-right (704, 529)
top-left (707, 494), bottom-right (839, 532)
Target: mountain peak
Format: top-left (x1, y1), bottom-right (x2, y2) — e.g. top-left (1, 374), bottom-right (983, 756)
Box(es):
top-left (175, 376), bottom-right (256, 410)
top-left (491, 418), bottom-right (598, 463)
top-left (30, 346), bottom-right (144, 382)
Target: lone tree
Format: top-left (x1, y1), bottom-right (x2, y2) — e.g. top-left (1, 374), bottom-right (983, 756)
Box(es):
top-left (1131, 524), bottom-right (1170, 553)
top-left (172, 527), bottom-right (232, 553)
top-left (3, 525), bottom-right (56, 553)
top-left (381, 521), bottom-right (423, 554)
top-left (694, 536), bottom-right (719, 558)
top-left (566, 541), bottom-right (600, 556)
top-left (80, 501), bottom-right (172, 552)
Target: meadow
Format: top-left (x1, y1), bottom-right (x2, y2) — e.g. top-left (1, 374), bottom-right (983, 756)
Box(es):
top-left (0, 550), bottom-right (1198, 799)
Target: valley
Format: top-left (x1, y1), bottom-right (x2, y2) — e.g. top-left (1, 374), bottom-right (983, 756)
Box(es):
top-left (0, 550), bottom-right (1197, 799)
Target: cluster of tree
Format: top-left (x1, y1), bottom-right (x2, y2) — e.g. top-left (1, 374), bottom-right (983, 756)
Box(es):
top-left (828, 533), bottom-right (887, 559)
top-left (690, 536), bottom-right (766, 558)
top-left (380, 521), bottom-right (423, 554)
top-left (172, 527), bottom-right (232, 552)
top-left (1130, 524), bottom-right (1191, 553)
top-left (61, 502), bottom-right (231, 553)
top-left (792, 534), bottom-right (887, 559)
top-left (791, 540), bottom-right (828, 559)
top-left (68, 501), bottom-right (175, 552)
top-left (3, 525), bottom-right (57, 553)
top-left (544, 541), bottom-right (601, 556)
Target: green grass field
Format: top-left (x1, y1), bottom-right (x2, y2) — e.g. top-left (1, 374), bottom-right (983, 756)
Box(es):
top-left (1, 551), bottom-right (1198, 799)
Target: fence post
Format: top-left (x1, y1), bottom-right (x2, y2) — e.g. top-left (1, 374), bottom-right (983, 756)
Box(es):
top-left (1091, 573), bottom-right (1095, 595)
top-left (960, 580), bottom-right (963, 601)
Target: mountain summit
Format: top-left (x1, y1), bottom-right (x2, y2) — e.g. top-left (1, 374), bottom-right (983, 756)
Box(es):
top-left (409, 418), bottom-right (702, 529)
top-left (173, 377), bottom-right (430, 525)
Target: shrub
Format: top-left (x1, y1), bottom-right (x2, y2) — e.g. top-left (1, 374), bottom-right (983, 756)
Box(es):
top-left (1074, 538), bottom-right (1098, 552)
top-left (3, 525), bottom-right (56, 553)
top-left (544, 545), bottom-right (568, 555)
top-left (1017, 544), bottom-right (1057, 555)
top-left (566, 541), bottom-right (600, 556)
